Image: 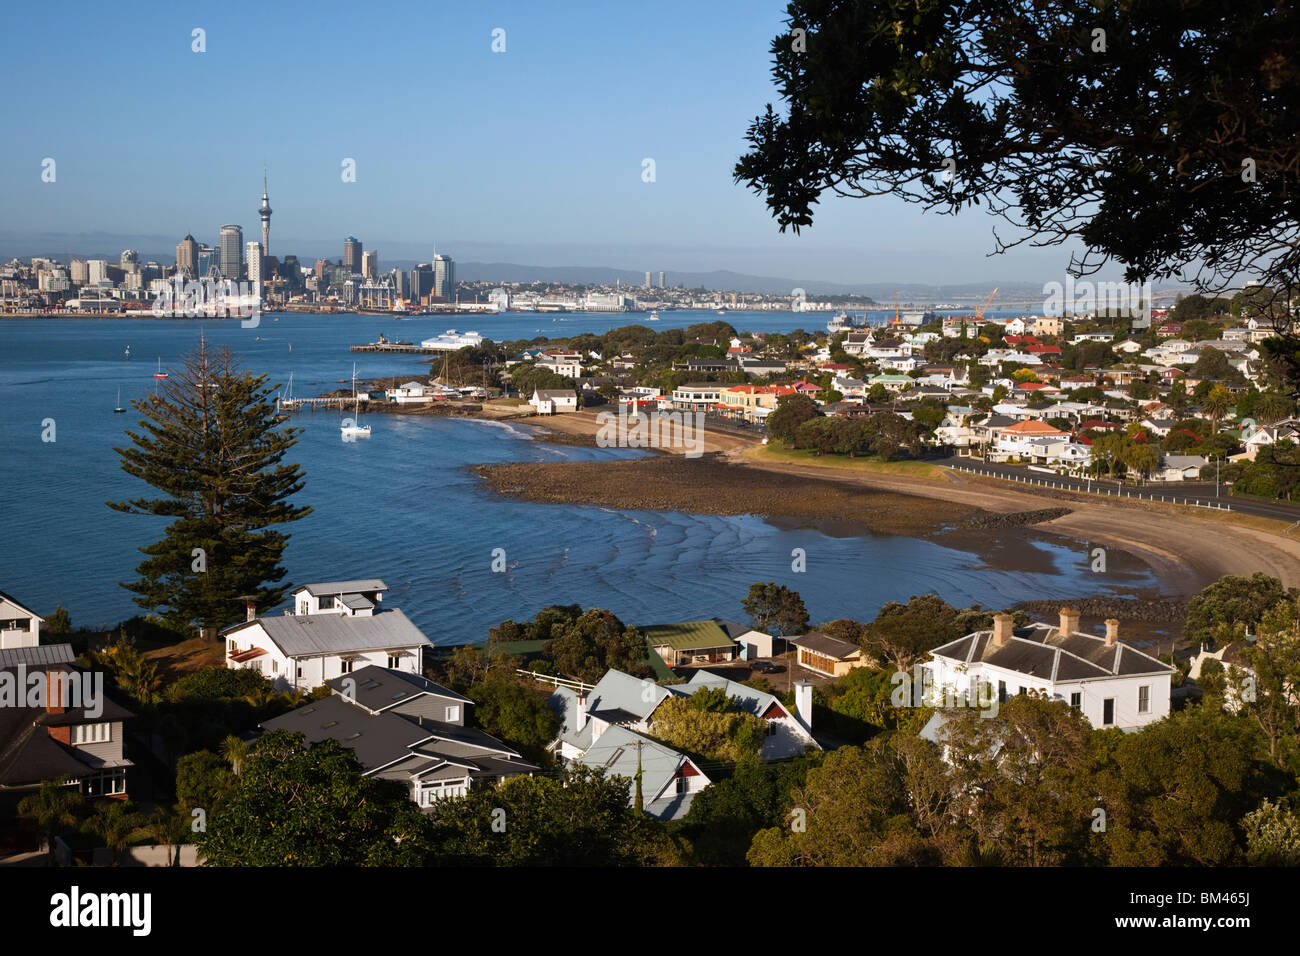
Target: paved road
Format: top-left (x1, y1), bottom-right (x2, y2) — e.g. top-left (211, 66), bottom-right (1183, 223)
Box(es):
top-left (936, 456), bottom-right (1300, 524)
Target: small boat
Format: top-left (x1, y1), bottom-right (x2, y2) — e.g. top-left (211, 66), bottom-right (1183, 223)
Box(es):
top-left (153, 358), bottom-right (168, 379)
top-left (114, 389), bottom-right (125, 413)
top-left (717, 310), bottom-right (726, 315)
top-left (124, 346), bottom-right (130, 358)
top-left (340, 363), bottom-right (371, 441)
top-left (648, 311), bottom-right (660, 322)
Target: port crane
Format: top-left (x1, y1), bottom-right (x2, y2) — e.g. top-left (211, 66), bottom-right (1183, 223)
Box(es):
top-left (975, 287), bottom-right (999, 320)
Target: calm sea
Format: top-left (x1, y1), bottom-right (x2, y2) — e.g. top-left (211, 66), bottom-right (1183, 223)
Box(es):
top-left (0, 309), bottom-right (1153, 640)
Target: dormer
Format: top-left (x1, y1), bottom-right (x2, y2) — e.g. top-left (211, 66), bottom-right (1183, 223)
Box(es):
top-left (290, 580), bottom-right (388, 617)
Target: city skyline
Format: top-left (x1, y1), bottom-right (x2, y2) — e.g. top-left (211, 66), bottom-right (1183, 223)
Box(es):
top-left (0, 0), bottom-right (1119, 286)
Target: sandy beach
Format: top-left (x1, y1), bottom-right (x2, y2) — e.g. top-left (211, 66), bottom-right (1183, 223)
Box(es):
top-left (489, 409), bottom-right (1300, 601)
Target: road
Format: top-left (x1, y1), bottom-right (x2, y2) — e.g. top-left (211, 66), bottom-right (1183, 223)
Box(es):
top-left (936, 456), bottom-right (1300, 524)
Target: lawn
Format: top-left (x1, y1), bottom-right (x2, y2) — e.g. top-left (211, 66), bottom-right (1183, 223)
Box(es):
top-left (744, 444), bottom-right (945, 477)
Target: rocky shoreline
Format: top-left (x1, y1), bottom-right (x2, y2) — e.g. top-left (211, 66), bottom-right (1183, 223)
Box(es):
top-left (960, 507), bottom-right (1073, 529)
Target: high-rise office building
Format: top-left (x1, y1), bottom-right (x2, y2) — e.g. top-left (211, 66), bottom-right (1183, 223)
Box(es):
top-left (343, 237), bottom-right (362, 273)
top-left (314, 258), bottom-right (329, 280)
top-left (658, 271), bottom-right (665, 288)
top-left (70, 259), bottom-right (89, 285)
top-left (220, 225), bottom-right (244, 278)
top-left (644, 271), bottom-right (651, 288)
top-left (176, 235), bottom-right (198, 277)
top-left (88, 260), bottom-right (108, 284)
top-left (361, 249), bottom-right (378, 279)
top-left (246, 241), bottom-right (264, 289)
top-left (120, 250), bottom-right (139, 269)
top-left (197, 245), bottom-right (218, 279)
top-left (433, 254), bottom-right (455, 303)
top-left (258, 175), bottom-right (272, 258)
top-left (410, 263), bottom-right (435, 304)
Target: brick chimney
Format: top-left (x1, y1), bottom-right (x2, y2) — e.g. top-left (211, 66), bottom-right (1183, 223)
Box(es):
top-left (991, 613), bottom-right (1014, 648)
top-left (46, 669), bottom-right (65, 715)
top-left (1105, 619), bottom-right (1120, 646)
top-left (1059, 607), bottom-right (1081, 636)
top-left (246, 602), bottom-right (257, 622)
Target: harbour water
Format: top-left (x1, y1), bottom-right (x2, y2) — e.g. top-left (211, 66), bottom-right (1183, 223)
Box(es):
top-left (0, 310), bottom-right (1153, 641)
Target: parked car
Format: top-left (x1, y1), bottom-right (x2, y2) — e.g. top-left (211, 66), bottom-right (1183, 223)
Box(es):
top-left (751, 660), bottom-right (784, 674)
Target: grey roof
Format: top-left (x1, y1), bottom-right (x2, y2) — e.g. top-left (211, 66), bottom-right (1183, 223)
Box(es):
top-left (341, 594), bottom-right (375, 611)
top-left (534, 389), bottom-right (577, 400)
top-left (325, 665), bottom-right (471, 713)
top-left (712, 618), bottom-right (757, 640)
top-left (790, 631), bottom-right (862, 659)
top-left (548, 686), bottom-right (596, 751)
top-left (0, 643), bottom-right (75, 669)
top-left (929, 622), bottom-right (1174, 681)
top-left (228, 608), bottom-right (433, 657)
top-left (573, 725), bottom-right (699, 821)
top-left (294, 580), bottom-right (387, 597)
top-left (678, 670), bottom-right (789, 721)
top-left (1163, 455), bottom-right (1209, 470)
top-left (583, 669), bottom-right (672, 723)
top-left (261, 694), bottom-right (433, 772)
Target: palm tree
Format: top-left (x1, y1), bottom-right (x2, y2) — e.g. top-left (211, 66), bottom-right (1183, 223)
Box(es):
top-left (1256, 391), bottom-right (1293, 425)
top-left (86, 800), bottom-right (145, 865)
top-left (16, 777), bottom-right (83, 861)
top-left (1202, 384), bottom-right (1233, 434)
top-left (220, 734), bottom-right (249, 776)
top-left (145, 808), bottom-right (190, 867)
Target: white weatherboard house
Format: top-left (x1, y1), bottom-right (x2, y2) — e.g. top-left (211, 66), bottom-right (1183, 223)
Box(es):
top-left (224, 580), bottom-right (434, 690)
top-left (923, 609), bottom-right (1174, 731)
top-left (0, 591), bottom-right (43, 650)
top-left (547, 667), bottom-right (819, 788)
top-left (530, 388), bottom-right (578, 414)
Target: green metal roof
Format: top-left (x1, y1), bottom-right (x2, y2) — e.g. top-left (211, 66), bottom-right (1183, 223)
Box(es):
top-left (641, 620), bottom-right (737, 652)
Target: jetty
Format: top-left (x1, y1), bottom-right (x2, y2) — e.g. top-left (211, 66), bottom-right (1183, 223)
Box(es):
top-left (349, 343), bottom-right (441, 354)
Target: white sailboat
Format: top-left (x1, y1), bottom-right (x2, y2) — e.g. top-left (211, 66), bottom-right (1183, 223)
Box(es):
top-left (114, 388), bottom-right (125, 413)
top-left (340, 363), bottom-right (371, 440)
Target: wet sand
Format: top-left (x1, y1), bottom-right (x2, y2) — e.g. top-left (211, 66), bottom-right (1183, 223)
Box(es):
top-left (476, 409), bottom-right (1300, 602)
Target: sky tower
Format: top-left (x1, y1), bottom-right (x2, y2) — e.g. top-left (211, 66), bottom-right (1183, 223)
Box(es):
top-left (258, 173), bottom-right (272, 258)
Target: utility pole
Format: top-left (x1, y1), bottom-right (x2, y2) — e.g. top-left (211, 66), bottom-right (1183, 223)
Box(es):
top-left (633, 739), bottom-right (644, 814)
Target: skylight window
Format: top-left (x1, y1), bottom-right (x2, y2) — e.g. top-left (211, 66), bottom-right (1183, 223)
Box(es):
top-left (322, 720), bottom-right (339, 729)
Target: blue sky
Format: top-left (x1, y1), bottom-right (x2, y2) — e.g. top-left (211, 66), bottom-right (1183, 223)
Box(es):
top-left (0, 0), bottom-right (1096, 284)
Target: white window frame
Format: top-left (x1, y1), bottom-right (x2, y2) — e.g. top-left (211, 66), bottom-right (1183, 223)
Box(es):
top-left (445, 705), bottom-right (460, 723)
top-left (73, 723), bottom-right (111, 745)
top-left (1138, 685), bottom-right (1150, 714)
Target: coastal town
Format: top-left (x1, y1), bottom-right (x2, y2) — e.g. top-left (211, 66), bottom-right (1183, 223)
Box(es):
top-left (6, 4), bottom-right (1300, 938)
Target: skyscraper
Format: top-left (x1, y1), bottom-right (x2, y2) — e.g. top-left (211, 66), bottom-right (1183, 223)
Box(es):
top-left (361, 249), bottom-right (378, 279)
top-left (197, 245), bottom-right (218, 279)
top-left (658, 271), bottom-right (665, 288)
top-left (176, 235), bottom-right (198, 277)
top-left (246, 241), bottom-right (264, 294)
top-left (410, 263), bottom-right (435, 304)
top-left (644, 271), bottom-right (651, 288)
top-left (258, 175), bottom-right (272, 258)
top-left (120, 250), bottom-right (139, 269)
top-left (344, 237), bottom-right (362, 274)
top-left (70, 259), bottom-right (89, 285)
top-left (220, 225), bottom-right (244, 278)
top-left (433, 254), bottom-right (455, 303)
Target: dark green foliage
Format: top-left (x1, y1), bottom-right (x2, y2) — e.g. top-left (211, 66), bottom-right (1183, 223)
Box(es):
top-left (467, 671), bottom-right (562, 763)
top-left (1184, 573), bottom-right (1297, 648)
top-left (198, 730), bottom-right (437, 865)
top-left (109, 341), bottom-right (310, 636)
top-left (543, 608), bottom-right (650, 683)
top-left (742, 582), bottom-right (809, 637)
top-left (426, 764), bottom-right (644, 866)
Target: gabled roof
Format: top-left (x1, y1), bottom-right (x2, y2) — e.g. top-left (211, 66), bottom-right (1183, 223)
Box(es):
top-left (583, 669), bottom-right (672, 723)
top-left (226, 609), bottom-right (433, 657)
top-left (573, 725), bottom-right (700, 821)
top-left (261, 694), bottom-right (433, 771)
top-left (676, 670), bottom-right (795, 723)
top-left (0, 591), bottom-right (43, 623)
top-left (325, 664), bottom-right (471, 713)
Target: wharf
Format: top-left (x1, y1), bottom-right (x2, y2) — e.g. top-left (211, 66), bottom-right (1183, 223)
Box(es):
top-left (349, 343), bottom-right (439, 354)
